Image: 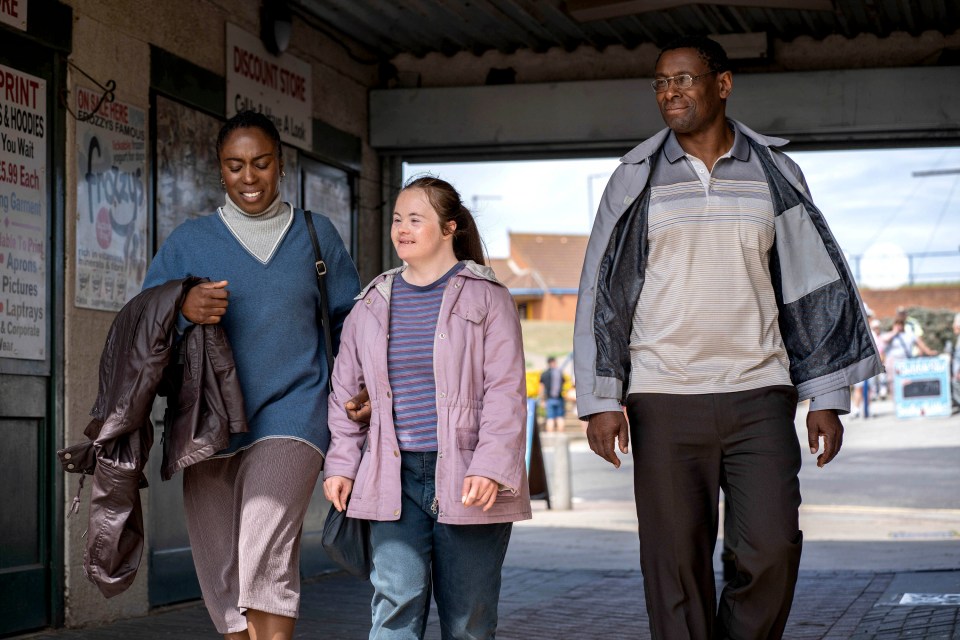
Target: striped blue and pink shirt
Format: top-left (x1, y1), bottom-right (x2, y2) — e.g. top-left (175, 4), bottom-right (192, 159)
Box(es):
top-left (388, 263), bottom-right (464, 451)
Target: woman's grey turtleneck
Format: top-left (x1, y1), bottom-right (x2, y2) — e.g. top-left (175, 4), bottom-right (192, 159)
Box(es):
top-left (218, 192), bottom-right (293, 264)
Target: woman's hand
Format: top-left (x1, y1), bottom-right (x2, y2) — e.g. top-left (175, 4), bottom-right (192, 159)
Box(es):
top-left (182, 280), bottom-right (230, 324)
top-left (344, 387), bottom-right (371, 423)
top-left (323, 476), bottom-right (354, 512)
top-left (461, 476), bottom-right (499, 511)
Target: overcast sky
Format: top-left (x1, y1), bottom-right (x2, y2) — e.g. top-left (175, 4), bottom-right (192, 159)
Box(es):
top-left (405, 145), bottom-right (960, 288)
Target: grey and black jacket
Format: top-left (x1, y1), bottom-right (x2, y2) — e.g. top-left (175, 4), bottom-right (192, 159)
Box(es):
top-left (573, 120), bottom-right (883, 419)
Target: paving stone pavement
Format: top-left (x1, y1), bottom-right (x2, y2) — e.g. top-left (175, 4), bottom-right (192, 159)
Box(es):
top-left (19, 567), bottom-right (960, 639)
top-left (19, 406), bottom-right (960, 638)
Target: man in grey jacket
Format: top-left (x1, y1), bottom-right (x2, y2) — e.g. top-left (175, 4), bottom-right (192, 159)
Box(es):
top-left (574, 36), bottom-right (881, 639)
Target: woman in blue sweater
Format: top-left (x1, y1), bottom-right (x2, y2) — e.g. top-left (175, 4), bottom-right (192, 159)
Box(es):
top-left (143, 111), bottom-right (359, 640)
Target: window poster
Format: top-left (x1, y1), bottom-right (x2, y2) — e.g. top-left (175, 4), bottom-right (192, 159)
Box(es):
top-left (303, 159), bottom-right (352, 255)
top-left (281, 143), bottom-right (299, 206)
top-left (0, 63), bottom-right (46, 360)
top-left (155, 95), bottom-right (223, 248)
top-left (75, 86), bottom-right (147, 311)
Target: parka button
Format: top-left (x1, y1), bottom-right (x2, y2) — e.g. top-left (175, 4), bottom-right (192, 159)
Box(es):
top-left (67, 463), bottom-right (75, 470)
top-left (439, 333), bottom-right (446, 339)
top-left (387, 391), bottom-right (392, 398)
top-left (394, 450), bottom-right (399, 457)
top-left (439, 392), bottom-right (446, 398)
top-left (454, 282), bottom-right (460, 288)
top-left (394, 509), bottom-right (400, 516)
top-left (366, 299), bottom-right (372, 305)
top-left (63, 452), bottom-right (72, 460)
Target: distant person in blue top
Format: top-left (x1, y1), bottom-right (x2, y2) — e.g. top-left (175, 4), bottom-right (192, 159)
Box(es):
top-left (142, 110), bottom-right (360, 640)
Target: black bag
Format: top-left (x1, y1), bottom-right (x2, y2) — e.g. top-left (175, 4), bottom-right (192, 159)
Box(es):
top-left (304, 209), bottom-right (371, 578)
top-left (321, 503), bottom-right (371, 579)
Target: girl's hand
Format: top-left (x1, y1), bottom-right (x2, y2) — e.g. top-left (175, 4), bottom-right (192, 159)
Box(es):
top-left (323, 476), bottom-right (354, 512)
top-left (461, 476), bottom-right (498, 511)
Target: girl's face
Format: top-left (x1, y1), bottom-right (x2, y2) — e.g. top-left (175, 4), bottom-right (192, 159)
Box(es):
top-left (391, 188), bottom-right (455, 265)
top-left (218, 126), bottom-right (282, 215)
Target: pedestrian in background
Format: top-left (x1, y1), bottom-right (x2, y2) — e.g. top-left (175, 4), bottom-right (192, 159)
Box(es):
top-left (950, 313), bottom-right (960, 411)
top-left (573, 36), bottom-right (881, 639)
top-left (851, 308), bottom-right (882, 418)
top-left (539, 356), bottom-right (566, 432)
top-left (879, 311), bottom-right (936, 401)
top-left (143, 110), bottom-right (360, 639)
top-left (324, 176), bottom-right (531, 639)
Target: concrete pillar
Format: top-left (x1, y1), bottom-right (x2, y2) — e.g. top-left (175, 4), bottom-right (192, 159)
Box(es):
top-left (547, 432), bottom-right (573, 510)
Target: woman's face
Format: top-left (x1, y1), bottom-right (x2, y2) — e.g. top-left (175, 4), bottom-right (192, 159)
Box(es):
top-left (219, 126), bottom-right (282, 215)
top-left (391, 188), bottom-right (455, 265)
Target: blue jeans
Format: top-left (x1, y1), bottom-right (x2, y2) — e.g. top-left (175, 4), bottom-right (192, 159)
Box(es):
top-left (545, 398), bottom-right (565, 420)
top-left (368, 451), bottom-right (513, 640)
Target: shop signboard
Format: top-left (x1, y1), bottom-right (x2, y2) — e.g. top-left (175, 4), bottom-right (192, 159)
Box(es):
top-left (226, 22), bottom-right (312, 151)
top-left (893, 355), bottom-right (952, 419)
top-left (0, 63), bottom-right (45, 360)
top-left (0, 0), bottom-right (27, 31)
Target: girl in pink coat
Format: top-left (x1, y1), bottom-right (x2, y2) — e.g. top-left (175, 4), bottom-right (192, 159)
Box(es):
top-left (324, 176), bottom-right (531, 639)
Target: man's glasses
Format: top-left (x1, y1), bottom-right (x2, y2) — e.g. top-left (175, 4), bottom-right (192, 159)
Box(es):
top-left (651, 71), bottom-right (717, 93)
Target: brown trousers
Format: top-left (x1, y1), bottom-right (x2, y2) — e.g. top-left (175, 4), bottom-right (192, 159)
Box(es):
top-left (627, 386), bottom-right (803, 640)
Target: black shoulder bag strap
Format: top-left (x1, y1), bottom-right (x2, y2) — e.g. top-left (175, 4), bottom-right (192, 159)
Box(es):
top-left (303, 210), bottom-right (335, 392)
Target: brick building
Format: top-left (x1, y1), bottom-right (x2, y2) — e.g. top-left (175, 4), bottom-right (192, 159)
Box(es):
top-left (490, 232), bottom-right (588, 322)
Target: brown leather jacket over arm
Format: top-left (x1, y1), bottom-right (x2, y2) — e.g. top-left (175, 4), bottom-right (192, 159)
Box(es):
top-left (57, 277), bottom-right (247, 598)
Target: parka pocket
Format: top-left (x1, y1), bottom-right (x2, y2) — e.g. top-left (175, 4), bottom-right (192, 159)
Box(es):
top-left (351, 448), bottom-right (372, 501)
top-left (456, 428), bottom-right (480, 470)
top-left (456, 429), bottom-right (479, 450)
top-left (451, 302), bottom-right (487, 324)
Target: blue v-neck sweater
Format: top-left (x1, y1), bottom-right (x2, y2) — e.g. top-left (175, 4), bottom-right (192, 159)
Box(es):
top-left (143, 208), bottom-right (360, 456)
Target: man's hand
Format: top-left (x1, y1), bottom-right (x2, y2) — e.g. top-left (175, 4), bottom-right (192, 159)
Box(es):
top-left (586, 410), bottom-right (629, 468)
top-left (323, 476), bottom-right (354, 512)
top-left (462, 476), bottom-right (498, 511)
top-left (182, 280), bottom-right (229, 324)
top-left (345, 387), bottom-right (371, 423)
top-left (807, 409), bottom-right (844, 468)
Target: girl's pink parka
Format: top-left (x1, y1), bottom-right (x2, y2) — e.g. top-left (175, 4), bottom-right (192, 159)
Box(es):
top-left (324, 261), bottom-right (532, 525)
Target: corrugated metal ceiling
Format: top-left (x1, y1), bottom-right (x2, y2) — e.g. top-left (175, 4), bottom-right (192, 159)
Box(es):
top-left (289, 0), bottom-right (959, 59)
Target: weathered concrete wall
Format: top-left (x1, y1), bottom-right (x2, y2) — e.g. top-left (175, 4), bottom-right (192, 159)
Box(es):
top-left (62, 7), bottom-right (155, 627)
top-left (59, 0), bottom-right (380, 626)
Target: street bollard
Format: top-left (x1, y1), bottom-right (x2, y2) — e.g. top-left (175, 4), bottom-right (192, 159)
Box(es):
top-left (548, 431), bottom-right (573, 510)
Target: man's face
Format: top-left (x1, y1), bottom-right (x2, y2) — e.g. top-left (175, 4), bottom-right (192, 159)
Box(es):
top-left (654, 48), bottom-right (731, 135)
